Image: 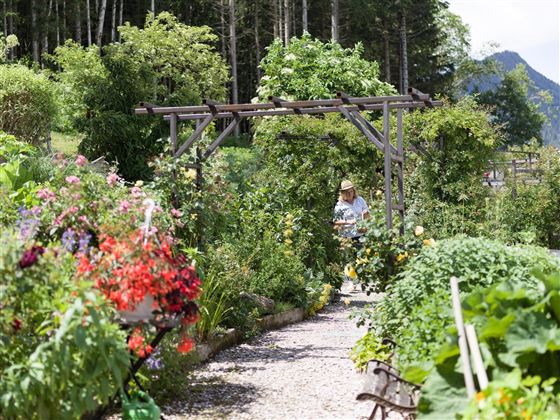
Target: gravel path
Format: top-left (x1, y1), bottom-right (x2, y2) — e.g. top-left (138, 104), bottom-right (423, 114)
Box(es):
top-left (161, 283), bottom-right (380, 420)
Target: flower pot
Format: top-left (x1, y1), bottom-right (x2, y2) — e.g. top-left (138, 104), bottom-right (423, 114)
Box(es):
top-left (119, 294), bottom-right (155, 323)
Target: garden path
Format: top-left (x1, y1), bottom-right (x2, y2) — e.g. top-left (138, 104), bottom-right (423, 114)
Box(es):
top-left (162, 283), bottom-right (380, 419)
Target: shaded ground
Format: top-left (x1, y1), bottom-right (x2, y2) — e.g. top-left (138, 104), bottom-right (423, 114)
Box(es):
top-left (161, 282), bottom-right (380, 419)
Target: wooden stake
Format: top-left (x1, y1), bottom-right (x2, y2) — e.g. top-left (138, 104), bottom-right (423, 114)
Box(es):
top-left (465, 324), bottom-right (489, 390)
top-left (450, 276), bottom-right (476, 398)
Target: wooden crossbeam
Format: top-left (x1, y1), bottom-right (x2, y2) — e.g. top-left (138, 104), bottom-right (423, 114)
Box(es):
top-left (160, 101), bottom-right (442, 121)
top-left (202, 114), bottom-right (241, 160)
top-left (136, 93), bottom-right (431, 116)
top-left (174, 112), bottom-right (215, 158)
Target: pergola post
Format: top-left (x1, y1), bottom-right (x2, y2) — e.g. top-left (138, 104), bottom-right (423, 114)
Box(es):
top-left (383, 101), bottom-right (393, 229)
top-left (396, 108), bottom-right (405, 234)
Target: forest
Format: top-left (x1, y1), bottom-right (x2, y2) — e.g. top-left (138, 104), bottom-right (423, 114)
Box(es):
top-left (4, 0), bottom-right (470, 103)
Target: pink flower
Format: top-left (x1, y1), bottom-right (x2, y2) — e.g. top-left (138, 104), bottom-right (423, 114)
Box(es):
top-left (106, 173), bottom-right (120, 186)
top-left (65, 176), bottom-right (80, 185)
top-left (37, 188), bottom-right (55, 201)
top-left (75, 155), bottom-right (88, 167)
top-left (130, 186), bottom-right (144, 198)
top-left (69, 206), bottom-right (79, 214)
top-left (171, 208), bottom-right (183, 218)
top-left (78, 215), bottom-right (89, 224)
top-left (119, 200), bottom-right (130, 213)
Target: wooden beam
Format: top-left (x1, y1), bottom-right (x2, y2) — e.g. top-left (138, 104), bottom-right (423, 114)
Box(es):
top-left (202, 114), bottom-right (241, 160)
top-left (397, 108), bottom-right (405, 234)
top-left (136, 96), bottom-right (442, 116)
top-left (338, 106), bottom-right (384, 153)
top-left (350, 110), bottom-right (397, 154)
top-left (174, 112), bottom-right (215, 158)
top-left (383, 101), bottom-right (393, 230)
top-left (164, 101), bottom-right (443, 121)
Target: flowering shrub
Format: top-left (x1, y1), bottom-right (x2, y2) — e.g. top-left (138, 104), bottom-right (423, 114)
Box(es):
top-left (350, 201), bottom-right (426, 294)
top-left (0, 229), bottom-right (130, 418)
top-left (77, 230), bottom-right (201, 355)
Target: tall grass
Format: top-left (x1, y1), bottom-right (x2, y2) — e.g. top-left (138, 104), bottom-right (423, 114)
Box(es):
top-left (195, 274), bottom-right (233, 341)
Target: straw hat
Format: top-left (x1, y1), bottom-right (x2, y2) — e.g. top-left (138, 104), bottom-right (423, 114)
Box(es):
top-left (340, 180), bottom-right (354, 191)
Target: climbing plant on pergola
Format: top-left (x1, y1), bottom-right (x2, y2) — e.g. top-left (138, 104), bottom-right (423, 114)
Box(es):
top-left (135, 88), bottom-right (442, 230)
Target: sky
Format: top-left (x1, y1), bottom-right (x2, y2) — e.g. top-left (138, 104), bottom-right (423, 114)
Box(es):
top-left (447, 0), bottom-right (560, 84)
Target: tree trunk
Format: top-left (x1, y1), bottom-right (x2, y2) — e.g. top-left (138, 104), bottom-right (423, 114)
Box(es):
top-left (118, 0), bottom-right (123, 41)
top-left (75, 1), bottom-right (82, 42)
top-left (229, 0), bottom-right (239, 135)
top-left (42, 0), bottom-right (53, 59)
top-left (31, 0), bottom-right (40, 62)
top-left (283, 0), bottom-right (290, 45)
top-left (86, 0), bottom-right (92, 45)
top-left (220, 0), bottom-right (226, 57)
top-left (96, 0), bottom-right (107, 46)
top-left (255, 0), bottom-right (261, 83)
top-left (55, 0), bottom-right (60, 48)
top-left (273, 0), bottom-right (278, 38)
top-left (62, 0), bottom-right (67, 41)
top-left (302, 0), bottom-right (308, 33)
top-left (383, 20), bottom-right (391, 83)
top-left (3, 0), bottom-right (7, 37)
top-left (291, 0), bottom-right (296, 36)
top-left (111, 0), bottom-right (116, 41)
top-left (278, 0), bottom-right (283, 43)
top-left (331, 0), bottom-right (339, 42)
top-left (400, 12), bottom-right (408, 94)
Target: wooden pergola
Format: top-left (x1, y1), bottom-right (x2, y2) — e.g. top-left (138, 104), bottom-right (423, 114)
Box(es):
top-left (135, 88), bottom-right (442, 230)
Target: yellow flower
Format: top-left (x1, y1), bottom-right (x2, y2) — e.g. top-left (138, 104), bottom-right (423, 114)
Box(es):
top-left (191, 213), bottom-right (198, 220)
top-left (185, 168), bottom-right (197, 181)
top-left (284, 228), bottom-right (293, 237)
top-left (475, 392), bottom-right (485, 402)
top-left (344, 264), bottom-right (357, 279)
top-left (343, 298), bottom-right (351, 306)
top-left (395, 252), bottom-right (408, 263)
top-left (423, 238), bottom-right (436, 247)
top-left (134, 180), bottom-right (144, 187)
top-left (375, 189), bottom-right (383, 197)
top-left (414, 225), bottom-right (424, 236)
top-left (284, 238), bottom-right (293, 245)
top-left (366, 248), bottom-right (372, 255)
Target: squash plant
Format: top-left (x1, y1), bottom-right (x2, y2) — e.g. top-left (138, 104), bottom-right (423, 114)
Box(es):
top-left (418, 270), bottom-right (560, 418)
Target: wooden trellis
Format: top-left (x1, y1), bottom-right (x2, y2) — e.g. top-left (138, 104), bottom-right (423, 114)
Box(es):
top-left (135, 88), bottom-right (442, 230)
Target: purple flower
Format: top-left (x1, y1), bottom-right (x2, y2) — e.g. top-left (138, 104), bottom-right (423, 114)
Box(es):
top-left (61, 229), bottom-right (77, 252)
top-left (78, 232), bottom-right (92, 254)
top-left (144, 348), bottom-right (163, 370)
top-left (16, 207), bottom-right (41, 240)
top-left (19, 246), bottom-right (45, 269)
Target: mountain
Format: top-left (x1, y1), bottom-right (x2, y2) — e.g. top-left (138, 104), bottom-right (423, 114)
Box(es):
top-left (470, 51), bottom-right (559, 146)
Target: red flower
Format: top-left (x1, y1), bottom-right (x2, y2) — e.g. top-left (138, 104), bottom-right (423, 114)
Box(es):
top-left (177, 336), bottom-right (194, 353)
top-left (12, 318), bottom-right (22, 331)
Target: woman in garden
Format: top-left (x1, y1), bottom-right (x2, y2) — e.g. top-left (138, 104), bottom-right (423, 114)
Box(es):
top-left (333, 179), bottom-right (371, 241)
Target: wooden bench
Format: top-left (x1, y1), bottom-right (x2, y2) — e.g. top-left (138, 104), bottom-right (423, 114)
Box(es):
top-left (357, 339), bottom-right (421, 419)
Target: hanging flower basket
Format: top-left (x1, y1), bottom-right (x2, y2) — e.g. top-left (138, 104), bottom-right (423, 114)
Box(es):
top-left (77, 229), bottom-right (201, 355)
top-left (118, 294), bottom-right (156, 324)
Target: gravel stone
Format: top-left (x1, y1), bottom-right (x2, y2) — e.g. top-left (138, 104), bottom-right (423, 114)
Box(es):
top-left (160, 282), bottom-right (381, 419)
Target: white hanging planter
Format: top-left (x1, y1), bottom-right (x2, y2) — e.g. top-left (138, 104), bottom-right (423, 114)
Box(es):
top-left (119, 294), bottom-right (156, 323)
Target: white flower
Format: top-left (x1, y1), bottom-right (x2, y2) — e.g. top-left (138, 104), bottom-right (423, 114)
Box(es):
top-left (414, 226), bottom-right (424, 236)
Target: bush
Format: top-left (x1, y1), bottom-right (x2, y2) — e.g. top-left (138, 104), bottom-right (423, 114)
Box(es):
top-left (0, 65), bottom-right (57, 146)
top-left (419, 271), bottom-right (560, 417)
top-left (355, 237), bottom-right (560, 373)
top-left (0, 230), bottom-right (130, 419)
top-left (52, 12), bottom-right (229, 180)
top-left (258, 34), bottom-right (395, 100)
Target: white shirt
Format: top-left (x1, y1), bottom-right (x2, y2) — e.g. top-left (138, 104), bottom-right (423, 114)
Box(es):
top-left (334, 196), bottom-right (369, 238)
